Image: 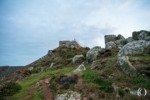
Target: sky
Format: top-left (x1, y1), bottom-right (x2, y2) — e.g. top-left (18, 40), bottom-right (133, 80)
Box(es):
top-left (0, 0), bottom-right (150, 66)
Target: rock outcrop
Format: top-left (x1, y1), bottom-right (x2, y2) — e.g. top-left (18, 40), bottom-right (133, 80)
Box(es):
top-left (118, 56), bottom-right (137, 76)
top-left (132, 30), bottom-right (150, 41)
top-left (118, 40), bottom-right (150, 76)
top-left (105, 34), bottom-right (126, 49)
top-left (73, 63), bottom-right (86, 73)
top-left (105, 41), bottom-right (117, 49)
top-left (56, 91), bottom-right (81, 100)
top-left (105, 35), bottom-right (117, 43)
top-left (72, 55), bottom-right (84, 64)
top-left (118, 40), bottom-right (150, 57)
top-left (86, 46), bottom-right (102, 63)
top-left (125, 37), bottom-right (133, 43)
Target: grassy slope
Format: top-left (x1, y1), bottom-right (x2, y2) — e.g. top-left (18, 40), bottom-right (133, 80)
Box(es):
top-left (9, 67), bottom-right (74, 100)
top-left (8, 53), bottom-right (150, 100)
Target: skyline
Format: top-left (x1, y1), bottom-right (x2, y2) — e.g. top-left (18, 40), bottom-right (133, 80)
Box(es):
top-left (0, 0), bottom-right (150, 66)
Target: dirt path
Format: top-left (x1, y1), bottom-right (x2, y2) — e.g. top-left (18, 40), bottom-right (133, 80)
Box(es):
top-left (23, 86), bottom-right (36, 100)
top-left (41, 78), bottom-right (54, 100)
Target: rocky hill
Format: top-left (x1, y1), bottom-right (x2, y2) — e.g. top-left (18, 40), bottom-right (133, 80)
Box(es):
top-left (0, 66), bottom-right (22, 80)
top-left (0, 30), bottom-right (150, 100)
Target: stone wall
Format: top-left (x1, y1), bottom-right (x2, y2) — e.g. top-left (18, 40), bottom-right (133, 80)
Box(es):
top-left (59, 40), bottom-right (81, 49)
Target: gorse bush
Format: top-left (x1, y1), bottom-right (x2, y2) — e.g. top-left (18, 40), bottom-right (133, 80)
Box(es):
top-left (0, 81), bottom-right (21, 99)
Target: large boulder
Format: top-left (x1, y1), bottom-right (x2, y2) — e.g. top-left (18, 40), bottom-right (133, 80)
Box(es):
top-left (73, 63), bottom-right (86, 73)
top-left (132, 31), bottom-right (140, 40)
top-left (118, 56), bottom-right (137, 76)
top-left (118, 40), bottom-right (150, 76)
top-left (105, 34), bottom-right (126, 49)
top-left (138, 31), bottom-right (150, 41)
top-left (86, 46), bottom-right (102, 63)
top-left (126, 37), bottom-right (133, 43)
top-left (118, 40), bottom-right (150, 57)
top-left (47, 50), bottom-right (53, 55)
top-left (132, 30), bottom-right (150, 41)
top-left (72, 55), bottom-right (84, 64)
top-left (114, 39), bottom-right (126, 48)
top-left (105, 35), bottom-right (117, 43)
top-left (117, 34), bottom-right (125, 40)
top-left (56, 91), bottom-right (81, 100)
top-left (105, 41), bottom-right (117, 49)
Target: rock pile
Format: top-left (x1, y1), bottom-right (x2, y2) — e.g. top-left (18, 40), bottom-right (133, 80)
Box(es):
top-left (117, 30), bottom-right (150, 76)
top-left (132, 30), bottom-right (150, 41)
top-left (56, 91), bottom-right (81, 100)
top-left (86, 46), bottom-right (102, 63)
top-left (103, 30), bottom-right (150, 76)
top-left (105, 34), bottom-right (126, 49)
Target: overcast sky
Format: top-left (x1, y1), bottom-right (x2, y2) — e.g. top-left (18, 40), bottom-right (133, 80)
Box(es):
top-left (0, 0), bottom-right (150, 66)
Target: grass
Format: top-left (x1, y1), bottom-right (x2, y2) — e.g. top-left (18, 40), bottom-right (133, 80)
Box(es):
top-left (129, 54), bottom-right (150, 89)
top-left (130, 75), bottom-right (150, 89)
top-left (59, 47), bottom-right (88, 59)
top-left (129, 54), bottom-right (150, 61)
top-left (32, 88), bottom-right (44, 100)
top-left (82, 69), bottom-right (113, 93)
top-left (8, 67), bottom-right (74, 100)
top-left (6, 52), bottom-right (150, 99)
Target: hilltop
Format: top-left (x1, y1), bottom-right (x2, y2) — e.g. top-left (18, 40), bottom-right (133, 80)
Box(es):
top-left (0, 30), bottom-right (150, 100)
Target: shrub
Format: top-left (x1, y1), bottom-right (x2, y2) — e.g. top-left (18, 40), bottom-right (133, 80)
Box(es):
top-left (50, 74), bottom-right (78, 93)
top-left (0, 81), bottom-right (21, 99)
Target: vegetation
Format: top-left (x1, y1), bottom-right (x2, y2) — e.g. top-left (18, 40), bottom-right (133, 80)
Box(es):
top-left (83, 69), bottom-right (113, 93)
top-left (50, 74), bottom-right (78, 94)
top-left (129, 54), bottom-right (150, 62)
top-left (0, 66), bottom-right (21, 79)
top-left (1, 46), bottom-right (149, 100)
top-left (131, 75), bottom-right (150, 89)
top-left (8, 67), bottom-right (74, 100)
top-left (59, 47), bottom-right (88, 59)
top-left (0, 81), bottom-right (21, 99)
top-left (32, 88), bottom-right (44, 100)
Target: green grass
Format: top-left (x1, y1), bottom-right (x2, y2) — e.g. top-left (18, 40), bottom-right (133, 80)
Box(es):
top-left (9, 67), bottom-right (74, 100)
top-left (129, 54), bottom-right (150, 61)
top-left (59, 47), bottom-right (87, 59)
top-left (82, 69), bottom-right (113, 93)
top-left (32, 88), bottom-right (44, 100)
top-left (130, 75), bottom-right (150, 89)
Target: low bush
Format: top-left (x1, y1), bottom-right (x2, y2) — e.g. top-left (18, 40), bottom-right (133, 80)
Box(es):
top-left (50, 74), bottom-right (78, 93)
top-left (0, 81), bottom-right (21, 99)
